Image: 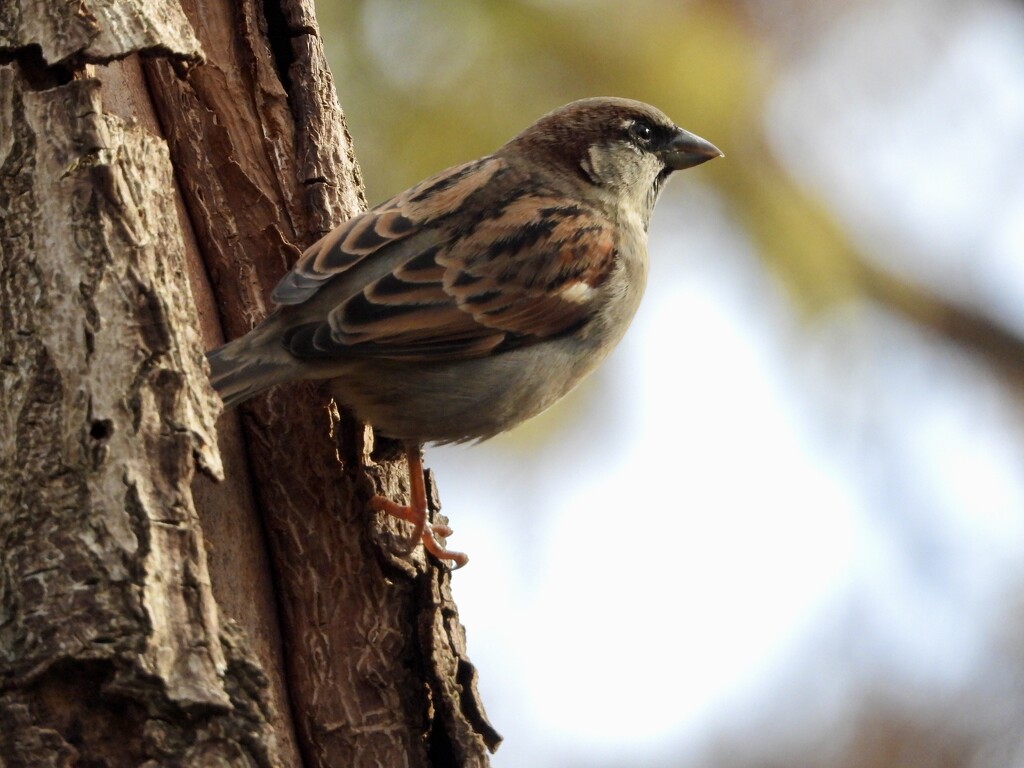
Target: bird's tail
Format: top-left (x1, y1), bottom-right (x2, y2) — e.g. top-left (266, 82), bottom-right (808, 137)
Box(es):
top-left (206, 325), bottom-right (297, 409)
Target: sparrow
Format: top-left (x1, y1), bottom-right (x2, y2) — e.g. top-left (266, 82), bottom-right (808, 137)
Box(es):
top-left (207, 97), bottom-right (721, 568)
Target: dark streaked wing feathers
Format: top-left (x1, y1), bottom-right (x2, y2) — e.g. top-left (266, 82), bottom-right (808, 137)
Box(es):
top-left (276, 156), bottom-right (618, 362)
top-left (272, 158), bottom-right (503, 305)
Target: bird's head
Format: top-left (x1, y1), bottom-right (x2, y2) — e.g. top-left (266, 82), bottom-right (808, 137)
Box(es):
top-left (502, 97), bottom-right (722, 227)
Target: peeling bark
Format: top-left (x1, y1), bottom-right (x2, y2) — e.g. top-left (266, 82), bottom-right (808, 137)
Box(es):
top-left (0, 0), bottom-right (202, 66)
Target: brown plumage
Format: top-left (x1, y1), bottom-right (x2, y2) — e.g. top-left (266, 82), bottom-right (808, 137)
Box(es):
top-left (207, 97), bottom-right (721, 567)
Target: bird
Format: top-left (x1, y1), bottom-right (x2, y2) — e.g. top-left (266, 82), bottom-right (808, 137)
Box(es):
top-left (207, 97), bottom-right (722, 568)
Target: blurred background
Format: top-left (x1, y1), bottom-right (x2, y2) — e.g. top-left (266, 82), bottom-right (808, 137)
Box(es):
top-left (316, 0), bottom-right (1024, 765)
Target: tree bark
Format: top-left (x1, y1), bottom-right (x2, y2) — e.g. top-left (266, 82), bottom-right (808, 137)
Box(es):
top-left (0, 1), bottom-right (498, 766)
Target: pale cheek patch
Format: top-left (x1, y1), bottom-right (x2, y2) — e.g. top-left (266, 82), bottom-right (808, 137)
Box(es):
top-left (559, 281), bottom-right (597, 304)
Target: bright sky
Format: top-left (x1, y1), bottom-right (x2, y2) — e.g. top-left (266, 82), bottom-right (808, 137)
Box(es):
top-left (432, 1), bottom-right (1024, 765)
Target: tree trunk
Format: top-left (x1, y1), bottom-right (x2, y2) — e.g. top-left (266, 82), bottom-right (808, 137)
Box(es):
top-left (0, 1), bottom-right (498, 766)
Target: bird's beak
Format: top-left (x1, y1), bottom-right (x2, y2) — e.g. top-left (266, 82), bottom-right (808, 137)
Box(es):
top-left (659, 128), bottom-right (723, 170)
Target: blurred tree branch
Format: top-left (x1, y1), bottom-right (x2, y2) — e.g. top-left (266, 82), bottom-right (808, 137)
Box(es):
top-left (860, 259), bottom-right (1024, 380)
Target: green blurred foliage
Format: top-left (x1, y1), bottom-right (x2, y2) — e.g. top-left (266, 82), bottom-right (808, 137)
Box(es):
top-left (317, 0), bottom-right (865, 318)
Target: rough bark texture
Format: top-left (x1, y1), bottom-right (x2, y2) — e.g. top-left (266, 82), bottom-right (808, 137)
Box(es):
top-left (141, 0), bottom-right (499, 760)
top-left (0, 0), bottom-right (201, 65)
top-left (1, 0), bottom-right (497, 766)
top-left (0, 67), bottom-right (281, 765)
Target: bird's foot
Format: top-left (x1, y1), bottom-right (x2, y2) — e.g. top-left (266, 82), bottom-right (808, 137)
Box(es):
top-left (370, 495), bottom-right (468, 568)
top-left (370, 441), bottom-right (468, 569)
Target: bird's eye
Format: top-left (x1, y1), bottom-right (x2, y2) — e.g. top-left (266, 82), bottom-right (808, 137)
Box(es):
top-left (629, 121), bottom-right (653, 144)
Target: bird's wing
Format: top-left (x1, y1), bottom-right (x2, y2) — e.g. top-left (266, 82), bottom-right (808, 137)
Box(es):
top-left (272, 157), bottom-right (506, 305)
top-left (278, 162), bottom-right (618, 362)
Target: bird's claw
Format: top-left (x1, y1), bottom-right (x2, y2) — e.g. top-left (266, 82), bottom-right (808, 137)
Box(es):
top-left (369, 493), bottom-right (468, 569)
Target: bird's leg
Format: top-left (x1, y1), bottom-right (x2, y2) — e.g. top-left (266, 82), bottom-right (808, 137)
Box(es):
top-left (370, 442), bottom-right (469, 569)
